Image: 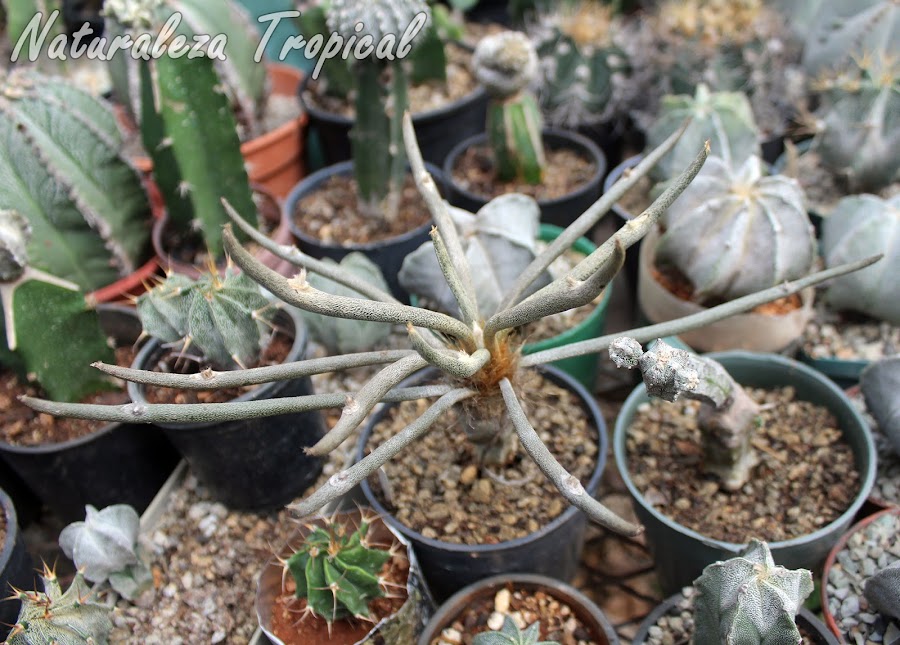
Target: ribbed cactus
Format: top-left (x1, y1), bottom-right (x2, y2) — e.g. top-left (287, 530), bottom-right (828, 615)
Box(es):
top-left (646, 84), bottom-right (761, 182)
top-left (3, 0), bottom-right (64, 60)
top-left (0, 68), bottom-right (151, 292)
top-left (136, 267), bottom-right (274, 369)
top-left (821, 193), bottom-right (900, 325)
top-left (692, 539), bottom-right (814, 645)
top-left (58, 504), bottom-right (152, 602)
top-left (864, 560), bottom-right (900, 620)
top-left (473, 617), bottom-right (558, 645)
top-left (283, 513), bottom-right (394, 625)
top-left (655, 155), bottom-right (815, 302)
top-left (474, 31), bottom-right (545, 185)
top-left (5, 566), bottom-right (112, 645)
top-left (300, 253), bottom-right (393, 355)
top-left (802, 0), bottom-right (899, 76)
top-left (861, 357), bottom-right (900, 455)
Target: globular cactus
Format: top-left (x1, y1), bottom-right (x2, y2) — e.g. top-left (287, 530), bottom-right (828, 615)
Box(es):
top-left (58, 504), bottom-right (152, 602)
top-left (473, 617), bottom-right (558, 645)
top-left (692, 539), bottom-right (814, 645)
top-left (473, 31), bottom-right (545, 185)
top-left (864, 560), bottom-right (900, 620)
top-left (645, 84), bottom-right (761, 182)
top-left (283, 513), bottom-right (395, 625)
top-left (802, 0), bottom-right (899, 76)
top-left (0, 68), bottom-right (151, 292)
top-left (299, 253), bottom-right (393, 355)
top-left (136, 267), bottom-right (274, 369)
top-left (327, 0), bottom-right (429, 45)
top-left (821, 193), bottom-right (900, 325)
top-left (655, 155), bottom-right (816, 302)
top-left (5, 566), bottom-right (112, 645)
top-left (860, 357), bottom-right (900, 455)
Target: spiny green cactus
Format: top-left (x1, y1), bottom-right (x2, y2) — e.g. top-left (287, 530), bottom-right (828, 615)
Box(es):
top-left (646, 84), bottom-right (761, 182)
top-left (474, 31), bottom-right (545, 185)
top-left (58, 504), bottom-right (152, 602)
top-left (864, 560), bottom-right (900, 620)
top-left (473, 617), bottom-right (558, 645)
top-left (4, 566), bottom-right (112, 645)
top-left (136, 266), bottom-right (274, 369)
top-left (821, 193), bottom-right (900, 325)
top-left (654, 155), bottom-right (815, 302)
top-left (802, 0), bottom-right (899, 76)
top-left (692, 539), bottom-right (814, 645)
top-left (282, 512), bottom-right (396, 625)
top-left (0, 68), bottom-right (152, 292)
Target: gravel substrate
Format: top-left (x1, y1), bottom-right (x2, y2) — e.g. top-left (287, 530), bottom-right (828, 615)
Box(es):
top-left (802, 302), bottom-right (900, 362)
top-left (826, 511), bottom-right (900, 645)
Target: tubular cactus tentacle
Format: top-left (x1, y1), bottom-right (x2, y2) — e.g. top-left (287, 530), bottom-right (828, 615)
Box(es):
top-left (474, 31), bottom-right (545, 184)
top-left (692, 539), bottom-right (814, 645)
top-left (864, 560), bottom-right (900, 620)
top-left (655, 155), bottom-right (816, 302)
top-left (473, 617), bottom-right (558, 645)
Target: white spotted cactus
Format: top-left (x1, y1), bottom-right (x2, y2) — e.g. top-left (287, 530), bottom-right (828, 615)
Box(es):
top-left (655, 155), bottom-right (816, 302)
top-left (327, 0), bottom-right (428, 44)
top-left (864, 560), bottom-right (900, 620)
top-left (692, 539), bottom-right (814, 645)
top-left (473, 617), bottom-right (558, 645)
top-left (821, 193), bottom-right (900, 325)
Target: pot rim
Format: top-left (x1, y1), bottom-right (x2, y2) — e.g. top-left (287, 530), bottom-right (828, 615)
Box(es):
top-left (442, 128), bottom-right (608, 210)
top-left (613, 350), bottom-right (877, 554)
top-left (0, 487), bottom-right (18, 575)
top-left (357, 364), bottom-right (608, 554)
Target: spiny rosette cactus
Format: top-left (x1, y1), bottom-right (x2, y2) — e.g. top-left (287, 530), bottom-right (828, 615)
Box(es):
top-left (654, 155), bottom-right (816, 303)
top-left (4, 565), bottom-right (113, 645)
top-left (474, 31), bottom-right (545, 185)
top-left (692, 539), bottom-right (814, 645)
top-left (0, 68), bottom-right (152, 292)
top-left (58, 504), bottom-right (152, 602)
top-left (283, 511), bottom-right (397, 625)
top-left (473, 617), bottom-right (558, 645)
top-left (821, 193), bottom-right (900, 325)
top-left (136, 266), bottom-right (275, 369)
top-left (864, 560), bottom-right (900, 620)
top-left (802, 0), bottom-right (900, 76)
top-left (17, 114), bottom-right (882, 541)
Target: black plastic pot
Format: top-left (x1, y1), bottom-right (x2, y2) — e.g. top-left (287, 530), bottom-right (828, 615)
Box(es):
top-left (0, 487), bottom-right (33, 641)
top-left (128, 307), bottom-right (326, 511)
top-left (632, 592), bottom-right (838, 644)
top-left (443, 128), bottom-right (607, 228)
top-left (417, 574), bottom-right (619, 645)
top-left (284, 161), bottom-right (444, 302)
top-left (299, 74), bottom-right (488, 170)
top-left (358, 365), bottom-right (608, 602)
top-left (0, 305), bottom-right (180, 524)
top-left (614, 352), bottom-right (876, 595)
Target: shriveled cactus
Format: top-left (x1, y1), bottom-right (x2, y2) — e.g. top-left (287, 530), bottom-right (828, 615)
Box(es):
top-left (821, 193), bottom-right (900, 325)
top-left (0, 68), bottom-right (151, 292)
top-left (864, 560), bottom-right (900, 620)
top-left (474, 31), bottom-right (545, 185)
top-left (5, 566), bottom-right (112, 645)
top-left (860, 357), bottom-right (900, 455)
top-left (802, 0), bottom-right (899, 76)
top-left (300, 253), bottom-right (393, 354)
top-left (692, 539), bottom-right (814, 645)
top-left (473, 617), bottom-right (558, 645)
top-left (646, 84), bottom-right (761, 182)
top-left (136, 267), bottom-right (274, 369)
top-left (58, 504), bottom-right (152, 602)
top-left (654, 155), bottom-right (816, 303)
top-left (283, 512), bottom-right (395, 625)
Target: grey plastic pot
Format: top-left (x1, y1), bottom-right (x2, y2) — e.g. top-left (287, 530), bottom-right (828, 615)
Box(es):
top-left (416, 574), bottom-right (619, 645)
top-left (0, 486), bottom-right (33, 641)
top-left (613, 351), bottom-right (876, 595)
top-left (632, 592), bottom-right (838, 645)
top-left (358, 365), bottom-right (608, 602)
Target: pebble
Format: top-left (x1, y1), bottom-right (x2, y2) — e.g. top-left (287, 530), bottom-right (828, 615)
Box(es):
top-left (803, 304), bottom-right (899, 362)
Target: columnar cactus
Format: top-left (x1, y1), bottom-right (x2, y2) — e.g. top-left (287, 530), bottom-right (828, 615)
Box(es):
top-left (645, 84), bottom-right (761, 182)
top-left (4, 566), bottom-right (112, 645)
top-left (2, 0), bottom-right (64, 60)
top-left (283, 513), bottom-right (395, 626)
top-left (473, 617), bottom-right (558, 645)
top-left (692, 539), bottom-right (814, 645)
top-left (864, 560), bottom-right (900, 620)
top-left (802, 0), bottom-right (899, 76)
top-left (821, 193), bottom-right (900, 325)
top-left (654, 155), bottom-right (816, 302)
top-left (136, 267), bottom-right (274, 369)
top-left (474, 31), bottom-right (545, 185)
top-left (0, 68), bottom-right (152, 292)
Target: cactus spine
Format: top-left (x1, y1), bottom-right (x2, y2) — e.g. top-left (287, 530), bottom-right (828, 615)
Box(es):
top-left (655, 155), bottom-right (816, 302)
top-left (473, 31), bottom-right (545, 185)
top-left (692, 539), bottom-right (814, 645)
top-left (4, 566), bottom-right (112, 645)
top-left (0, 68), bottom-right (151, 291)
top-left (473, 617), bottom-right (558, 645)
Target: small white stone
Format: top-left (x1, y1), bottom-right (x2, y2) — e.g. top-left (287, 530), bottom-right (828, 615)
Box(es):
top-left (494, 588), bottom-right (511, 614)
top-left (487, 611), bottom-right (505, 631)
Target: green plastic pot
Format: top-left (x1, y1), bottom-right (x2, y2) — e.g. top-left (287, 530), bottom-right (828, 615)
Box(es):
top-left (613, 351), bottom-right (876, 595)
top-left (797, 352), bottom-right (869, 390)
